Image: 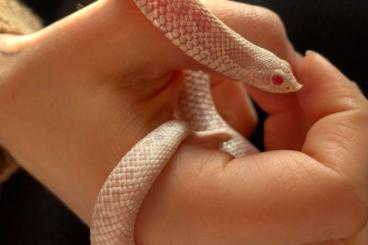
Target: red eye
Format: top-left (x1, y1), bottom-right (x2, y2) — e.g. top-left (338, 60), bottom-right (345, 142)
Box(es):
top-left (271, 75), bottom-right (284, 86)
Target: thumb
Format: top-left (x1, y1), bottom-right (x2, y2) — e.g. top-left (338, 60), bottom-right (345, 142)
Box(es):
top-left (18, 0), bottom-right (199, 80)
top-left (299, 51), bottom-right (368, 203)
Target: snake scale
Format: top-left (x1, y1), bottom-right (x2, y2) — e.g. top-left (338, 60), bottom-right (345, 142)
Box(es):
top-left (91, 0), bottom-right (302, 244)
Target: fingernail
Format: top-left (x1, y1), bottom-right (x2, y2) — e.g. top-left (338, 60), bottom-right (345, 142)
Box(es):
top-left (305, 50), bottom-right (332, 66)
top-left (305, 50), bottom-right (318, 56)
top-left (351, 80), bottom-right (363, 93)
top-left (0, 34), bottom-right (28, 56)
top-left (296, 51), bottom-right (304, 60)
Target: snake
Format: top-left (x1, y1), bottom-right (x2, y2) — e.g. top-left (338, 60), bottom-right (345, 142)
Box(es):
top-left (91, 0), bottom-right (302, 244)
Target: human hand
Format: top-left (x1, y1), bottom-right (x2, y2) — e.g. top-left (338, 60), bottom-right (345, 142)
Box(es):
top-left (0, 0), bottom-right (293, 222)
top-left (2, 0), bottom-right (365, 244)
top-left (135, 53), bottom-right (368, 245)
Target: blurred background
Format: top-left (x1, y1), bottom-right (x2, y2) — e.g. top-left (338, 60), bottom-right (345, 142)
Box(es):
top-left (0, 0), bottom-right (367, 244)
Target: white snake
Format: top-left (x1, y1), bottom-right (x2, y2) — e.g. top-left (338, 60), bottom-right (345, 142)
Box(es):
top-left (91, 0), bottom-right (302, 244)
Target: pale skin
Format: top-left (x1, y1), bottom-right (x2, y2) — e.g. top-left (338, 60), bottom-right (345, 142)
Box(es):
top-left (0, 0), bottom-right (367, 244)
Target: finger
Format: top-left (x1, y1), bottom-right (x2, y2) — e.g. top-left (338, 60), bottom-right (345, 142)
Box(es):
top-left (211, 0), bottom-right (308, 150)
top-left (210, 74), bottom-right (258, 137)
top-left (245, 84), bottom-right (309, 151)
top-left (264, 108), bottom-right (309, 150)
top-left (136, 144), bottom-right (367, 244)
top-left (0, 33), bottom-right (34, 56)
top-left (221, 152), bottom-right (367, 244)
top-left (207, 0), bottom-right (302, 116)
top-left (245, 80), bottom-right (309, 151)
top-left (203, 0), bottom-right (297, 67)
top-left (298, 51), bottom-right (368, 203)
top-left (205, 0), bottom-right (299, 142)
top-left (204, 0), bottom-right (301, 140)
top-left (206, 0), bottom-right (300, 142)
top-left (298, 51), bottom-right (367, 123)
top-left (243, 53), bottom-right (308, 150)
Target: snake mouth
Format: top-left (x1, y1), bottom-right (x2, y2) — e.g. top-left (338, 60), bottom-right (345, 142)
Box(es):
top-left (286, 79), bottom-right (304, 92)
top-left (291, 83), bottom-right (304, 91)
top-left (253, 82), bottom-right (303, 94)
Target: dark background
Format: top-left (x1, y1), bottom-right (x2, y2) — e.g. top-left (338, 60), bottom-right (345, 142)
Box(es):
top-left (0, 0), bottom-right (367, 244)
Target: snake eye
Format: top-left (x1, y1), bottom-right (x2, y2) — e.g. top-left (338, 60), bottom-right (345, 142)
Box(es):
top-left (271, 74), bottom-right (284, 86)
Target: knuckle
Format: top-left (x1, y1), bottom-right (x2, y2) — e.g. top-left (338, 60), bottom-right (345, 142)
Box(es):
top-left (207, 1), bottom-right (292, 58)
top-left (354, 107), bottom-right (368, 126)
top-left (250, 6), bottom-right (290, 56)
top-left (253, 6), bottom-right (285, 37)
top-left (255, 6), bottom-right (283, 26)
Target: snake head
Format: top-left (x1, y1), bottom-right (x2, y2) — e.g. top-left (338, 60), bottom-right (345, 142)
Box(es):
top-left (247, 55), bottom-right (302, 94)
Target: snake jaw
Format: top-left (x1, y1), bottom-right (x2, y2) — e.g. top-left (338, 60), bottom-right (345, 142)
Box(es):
top-left (249, 79), bottom-right (302, 94)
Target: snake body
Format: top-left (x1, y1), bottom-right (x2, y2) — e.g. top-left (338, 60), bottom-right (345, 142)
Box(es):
top-left (91, 0), bottom-right (301, 244)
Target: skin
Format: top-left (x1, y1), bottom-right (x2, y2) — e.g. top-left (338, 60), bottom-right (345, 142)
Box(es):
top-left (0, 0), bottom-right (367, 244)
